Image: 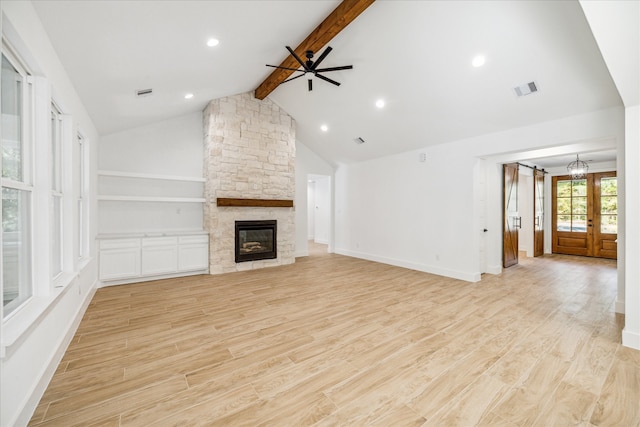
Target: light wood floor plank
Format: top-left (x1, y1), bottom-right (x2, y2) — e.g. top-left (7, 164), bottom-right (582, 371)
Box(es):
top-left (28, 245), bottom-right (639, 426)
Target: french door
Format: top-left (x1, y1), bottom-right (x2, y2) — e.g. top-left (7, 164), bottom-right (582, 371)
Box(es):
top-left (551, 172), bottom-right (617, 259)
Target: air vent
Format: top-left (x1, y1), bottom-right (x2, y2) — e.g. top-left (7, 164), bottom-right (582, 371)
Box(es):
top-left (513, 81), bottom-right (538, 97)
top-left (136, 88), bottom-right (153, 97)
top-left (353, 137), bottom-right (365, 145)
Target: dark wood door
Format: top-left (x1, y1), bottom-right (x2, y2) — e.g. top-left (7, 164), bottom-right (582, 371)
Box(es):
top-left (552, 172), bottom-right (617, 259)
top-left (503, 163), bottom-right (519, 268)
top-left (533, 169), bottom-right (545, 257)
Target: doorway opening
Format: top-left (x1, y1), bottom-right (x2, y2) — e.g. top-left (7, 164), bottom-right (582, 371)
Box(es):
top-left (307, 174), bottom-right (331, 255)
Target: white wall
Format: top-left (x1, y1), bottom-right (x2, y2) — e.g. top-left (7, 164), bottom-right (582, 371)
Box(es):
top-left (98, 112), bottom-right (204, 234)
top-left (313, 176), bottom-right (331, 245)
top-left (294, 141), bottom-right (334, 257)
top-left (1, 2), bottom-right (100, 425)
top-left (335, 107), bottom-right (624, 283)
top-left (623, 105), bottom-right (640, 348)
top-left (307, 181), bottom-right (316, 239)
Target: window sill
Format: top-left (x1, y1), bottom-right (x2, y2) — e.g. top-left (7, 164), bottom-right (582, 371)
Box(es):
top-left (1, 271), bottom-right (77, 359)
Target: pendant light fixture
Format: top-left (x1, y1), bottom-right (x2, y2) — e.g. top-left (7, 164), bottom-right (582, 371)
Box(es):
top-left (567, 154), bottom-right (588, 179)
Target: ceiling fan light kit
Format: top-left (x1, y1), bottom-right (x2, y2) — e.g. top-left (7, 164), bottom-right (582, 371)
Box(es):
top-left (266, 46), bottom-right (353, 91)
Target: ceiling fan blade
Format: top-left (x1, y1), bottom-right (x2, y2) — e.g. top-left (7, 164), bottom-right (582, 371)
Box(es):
top-left (315, 73), bottom-right (341, 86)
top-left (266, 64), bottom-right (303, 72)
top-left (308, 79), bottom-right (313, 91)
top-left (314, 65), bottom-right (354, 73)
top-left (310, 46), bottom-right (332, 70)
top-left (286, 46), bottom-right (310, 70)
top-left (282, 73), bottom-right (305, 84)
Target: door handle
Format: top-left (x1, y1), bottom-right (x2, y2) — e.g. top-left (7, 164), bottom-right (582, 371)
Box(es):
top-left (513, 217), bottom-right (522, 229)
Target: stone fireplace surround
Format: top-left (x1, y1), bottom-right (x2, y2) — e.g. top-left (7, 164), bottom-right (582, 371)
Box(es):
top-left (203, 92), bottom-right (296, 274)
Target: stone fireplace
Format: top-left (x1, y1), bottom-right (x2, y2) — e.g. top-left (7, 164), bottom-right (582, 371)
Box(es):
top-left (203, 92), bottom-right (295, 274)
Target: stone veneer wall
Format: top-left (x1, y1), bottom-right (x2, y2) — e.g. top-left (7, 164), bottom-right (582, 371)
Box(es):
top-left (203, 92), bottom-right (296, 274)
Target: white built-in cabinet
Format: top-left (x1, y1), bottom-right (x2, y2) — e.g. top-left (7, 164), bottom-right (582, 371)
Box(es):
top-left (97, 170), bottom-right (208, 284)
top-left (99, 233), bottom-right (209, 284)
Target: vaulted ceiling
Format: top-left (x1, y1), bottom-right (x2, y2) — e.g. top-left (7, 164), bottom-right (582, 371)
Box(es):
top-left (31, 0), bottom-right (623, 165)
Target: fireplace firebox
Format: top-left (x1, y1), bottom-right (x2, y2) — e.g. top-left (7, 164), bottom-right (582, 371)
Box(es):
top-left (235, 220), bottom-right (277, 263)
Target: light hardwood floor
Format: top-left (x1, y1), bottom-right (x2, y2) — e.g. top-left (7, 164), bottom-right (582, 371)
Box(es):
top-left (29, 244), bottom-right (639, 426)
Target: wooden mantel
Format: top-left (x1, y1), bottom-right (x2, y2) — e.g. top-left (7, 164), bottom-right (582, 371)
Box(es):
top-left (216, 198), bottom-right (294, 208)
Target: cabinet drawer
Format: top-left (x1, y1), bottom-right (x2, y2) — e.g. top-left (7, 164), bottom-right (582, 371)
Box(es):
top-left (142, 236), bottom-right (178, 247)
top-left (179, 235), bottom-right (208, 245)
top-left (99, 238), bottom-right (140, 250)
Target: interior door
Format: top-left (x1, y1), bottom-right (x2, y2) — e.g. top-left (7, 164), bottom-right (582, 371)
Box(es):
top-left (503, 163), bottom-right (519, 268)
top-left (593, 172), bottom-right (617, 259)
top-left (551, 172), bottom-right (617, 259)
top-left (533, 169), bottom-right (545, 257)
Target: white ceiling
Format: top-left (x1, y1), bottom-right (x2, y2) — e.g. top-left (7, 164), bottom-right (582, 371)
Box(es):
top-left (32, 0), bottom-right (622, 165)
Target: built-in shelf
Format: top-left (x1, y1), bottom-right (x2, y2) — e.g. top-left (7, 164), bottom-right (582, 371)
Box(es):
top-left (216, 198), bottom-right (294, 208)
top-left (98, 195), bottom-right (206, 203)
top-left (98, 170), bottom-right (205, 183)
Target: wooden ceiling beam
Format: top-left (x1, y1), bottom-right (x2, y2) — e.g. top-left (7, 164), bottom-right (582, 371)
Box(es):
top-left (254, 0), bottom-right (376, 100)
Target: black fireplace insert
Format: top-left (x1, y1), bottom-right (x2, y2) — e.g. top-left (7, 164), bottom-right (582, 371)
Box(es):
top-left (235, 220), bottom-right (277, 263)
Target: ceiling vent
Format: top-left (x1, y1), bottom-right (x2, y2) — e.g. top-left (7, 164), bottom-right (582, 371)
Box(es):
top-left (136, 88), bottom-right (153, 97)
top-left (353, 137), bottom-right (365, 145)
top-left (513, 81), bottom-right (538, 97)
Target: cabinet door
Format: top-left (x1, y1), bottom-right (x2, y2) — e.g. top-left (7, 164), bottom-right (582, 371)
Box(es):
top-left (100, 248), bottom-right (141, 280)
top-left (141, 245), bottom-right (178, 275)
top-left (178, 244), bottom-right (209, 271)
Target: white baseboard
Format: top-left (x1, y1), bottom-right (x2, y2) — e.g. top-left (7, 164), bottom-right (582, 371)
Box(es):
top-left (98, 270), bottom-right (208, 287)
top-left (314, 238), bottom-right (328, 245)
top-left (615, 299), bottom-right (625, 314)
top-left (334, 248), bottom-right (481, 282)
top-left (486, 264), bottom-right (502, 275)
top-left (15, 279), bottom-right (97, 427)
top-left (295, 250), bottom-right (309, 258)
top-left (622, 328), bottom-right (640, 350)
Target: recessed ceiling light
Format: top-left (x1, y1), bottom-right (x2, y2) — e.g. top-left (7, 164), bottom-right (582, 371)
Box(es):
top-left (320, 124), bottom-right (328, 132)
top-left (184, 93), bottom-right (194, 99)
top-left (375, 99), bottom-right (385, 109)
top-left (472, 55), bottom-right (485, 67)
top-left (207, 38), bottom-right (220, 47)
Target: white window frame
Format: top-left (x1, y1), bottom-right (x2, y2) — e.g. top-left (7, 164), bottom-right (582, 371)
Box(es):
top-left (2, 44), bottom-right (34, 319)
top-left (50, 102), bottom-right (63, 279)
top-left (77, 131), bottom-right (89, 261)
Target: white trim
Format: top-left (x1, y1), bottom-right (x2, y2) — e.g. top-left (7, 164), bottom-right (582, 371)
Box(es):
top-left (334, 247), bottom-right (482, 283)
top-left (615, 299), bottom-right (625, 314)
top-left (98, 170), bottom-right (205, 182)
top-left (11, 282), bottom-right (97, 427)
top-left (622, 328), bottom-right (640, 350)
top-left (97, 195), bottom-right (206, 203)
top-left (98, 269), bottom-right (208, 287)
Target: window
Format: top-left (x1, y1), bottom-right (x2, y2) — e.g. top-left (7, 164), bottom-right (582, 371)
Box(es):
top-left (2, 50), bottom-right (33, 317)
top-left (51, 104), bottom-right (63, 278)
top-left (556, 178), bottom-right (587, 232)
top-left (77, 132), bottom-right (88, 260)
top-left (599, 177), bottom-right (617, 234)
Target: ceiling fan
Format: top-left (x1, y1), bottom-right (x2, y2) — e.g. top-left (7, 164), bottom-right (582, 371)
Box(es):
top-left (266, 46), bottom-right (353, 91)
